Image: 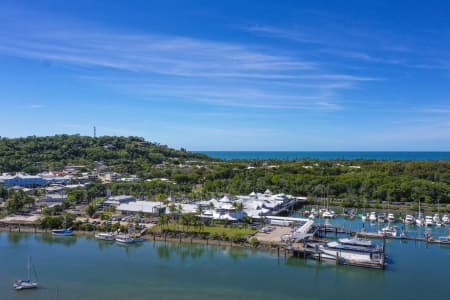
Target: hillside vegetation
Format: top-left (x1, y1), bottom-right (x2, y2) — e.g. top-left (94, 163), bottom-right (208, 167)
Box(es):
top-left (0, 135), bottom-right (208, 173)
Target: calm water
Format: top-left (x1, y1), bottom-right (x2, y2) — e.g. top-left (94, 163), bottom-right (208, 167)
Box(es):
top-left (198, 151), bottom-right (450, 160)
top-left (1, 219), bottom-right (450, 300)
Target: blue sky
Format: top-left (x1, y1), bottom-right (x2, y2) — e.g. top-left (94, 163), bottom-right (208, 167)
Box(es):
top-left (0, 0), bottom-right (449, 151)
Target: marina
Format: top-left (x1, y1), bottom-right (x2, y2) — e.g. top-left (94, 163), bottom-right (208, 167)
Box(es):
top-left (1, 229), bottom-right (450, 300)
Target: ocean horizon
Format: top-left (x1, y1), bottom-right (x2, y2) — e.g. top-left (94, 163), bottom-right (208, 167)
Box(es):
top-left (196, 151), bottom-right (450, 161)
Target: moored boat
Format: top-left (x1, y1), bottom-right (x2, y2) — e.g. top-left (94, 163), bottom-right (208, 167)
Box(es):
top-left (425, 216), bottom-right (434, 227)
top-left (52, 228), bottom-right (73, 236)
top-left (13, 257), bottom-right (38, 291)
top-left (369, 212), bottom-right (377, 222)
top-left (338, 237), bottom-right (373, 248)
top-left (95, 232), bottom-right (116, 241)
top-left (404, 214), bottom-right (415, 224)
top-left (379, 225), bottom-right (397, 237)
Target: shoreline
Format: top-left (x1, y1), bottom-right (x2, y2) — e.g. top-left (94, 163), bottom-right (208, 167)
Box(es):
top-left (0, 226), bottom-right (283, 253)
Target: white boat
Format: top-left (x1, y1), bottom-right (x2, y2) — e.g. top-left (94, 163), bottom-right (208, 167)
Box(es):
top-left (115, 234), bottom-right (144, 244)
top-left (377, 213), bottom-right (386, 223)
top-left (369, 212), bottom-right (377, 222)
top-left (95, 232), bottom-right (116, 241)
top-left (13, 257), bottom-right (38, 290)
top-left (416, 217), bottom-right (424, 227)
top-left (52, 228), bottom-right (73, 236)
top-left (387, 213), bottom-right (395, 222)
top-left (425, 216), bottom-right (434, 226)
top-left (433, 213), bottom-right (441, 224)
top-left (361, 213), bottom-right (368, 222)
top-left (416, 200), bottom-right (424, 226)
top-left (116, 235), bottom-right (135, 244)
top-left (379, 226), bottom-right (397, 237)
top-left (322, 210), bottom-right (335, 219)
top-left (316, 242), bottom-right (383, 264)
top-left (404, 214), bottom-right (415, 224)
top-left (443, 214), bottom-right (449, 224)
top-left (308, 214), bottom-right (315, 220)
top-left (338, 237), bottom-right (373, 248)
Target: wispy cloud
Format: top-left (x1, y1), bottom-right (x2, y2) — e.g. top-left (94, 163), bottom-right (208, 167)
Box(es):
top-left (0, 18), bottom-right (380, 112)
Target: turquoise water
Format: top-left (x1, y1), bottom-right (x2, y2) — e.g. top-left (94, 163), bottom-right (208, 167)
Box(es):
top-left (1, 222), bottom-right (449, 300)
top-left (198, 151), bottom-right (450, 160)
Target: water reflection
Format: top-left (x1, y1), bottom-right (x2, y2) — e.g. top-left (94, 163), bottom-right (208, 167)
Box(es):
top-left (34, 234), bottom-right (77, 247)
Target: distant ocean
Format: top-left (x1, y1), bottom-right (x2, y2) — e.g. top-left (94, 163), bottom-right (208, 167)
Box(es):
top-left (197, 151), bottom-right (450, 161)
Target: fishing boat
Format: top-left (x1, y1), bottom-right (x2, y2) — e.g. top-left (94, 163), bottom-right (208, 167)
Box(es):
top-left (379, 225), bottom-right (397, 237)
top-left (13, 257), bottom-right (38, 290)
top-left (404, 214), bottom-right (415, 224)
top-left (52, 228), bottom-right (73, 236)
top-left (425, 216), bottom-right (434, 227)
top-left (95, 232), bottom-right (116, 241)
top-left (369, 212), bottom-right (377, 222)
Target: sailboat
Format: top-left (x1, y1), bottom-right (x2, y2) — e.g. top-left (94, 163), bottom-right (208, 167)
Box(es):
top-left (415, 199), bottom-right (424, 227)
top-left (13, 257), bottom-right (38, 290)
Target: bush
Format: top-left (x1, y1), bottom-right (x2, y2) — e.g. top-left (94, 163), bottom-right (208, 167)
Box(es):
top-left (249, 237), bottom-right (260, 247)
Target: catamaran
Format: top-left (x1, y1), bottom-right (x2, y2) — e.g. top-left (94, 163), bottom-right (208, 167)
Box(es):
top-left (13, 257), bottom-right (38, 290)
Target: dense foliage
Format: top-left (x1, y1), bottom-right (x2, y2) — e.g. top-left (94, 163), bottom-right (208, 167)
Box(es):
top-left (0, 135), bottom-right (209, 173)
top-left (0, 135), bottom-right (449, 205)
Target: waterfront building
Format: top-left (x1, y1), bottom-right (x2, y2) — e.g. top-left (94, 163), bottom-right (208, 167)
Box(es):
top-left (0, 173), bottom-right (46, 188)
top-left (116, 200), bottom-right (166, 215)
top-left (103, 195), bottom-right (136, 207)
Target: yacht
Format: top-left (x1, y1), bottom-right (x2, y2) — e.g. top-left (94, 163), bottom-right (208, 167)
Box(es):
top-left (13, 257), bottom-right (38, 290)
top-left (361, 213), bottom-right (368, 222)
top-left (377, 213), bottom-right (386, 223)
top-left (316, 241), bottom-right (383, 264)
top-left (52, 228), bottom-right (73, 236)
top-left (416, 199), bottom-right (424, 226)
top-left (387, 213), bottom-right (395, 222)
top-left (425, 216), bottom-right (434, 227)
top-left (404, 214), bottom-right (415, 224)
top-left (442, 214), bottom-right (449, 224)
top-left (95, 232), bottom-right (116, 241)
top-left (433, 213), bottom-right (441, 224)
top-left (322, 210), bottom-right (335, 219)
top-left (369, 212), bottom-right (377, 222)
top-left (379, 225), bottom-right (397, 237)
top-left (415, 216), bottom-right (424, 227)
top-left (338, 237), bottom-right (373, 248)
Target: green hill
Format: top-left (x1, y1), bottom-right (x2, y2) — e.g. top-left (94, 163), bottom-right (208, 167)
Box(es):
top-left (0, 135), bottom-right (209, 173)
